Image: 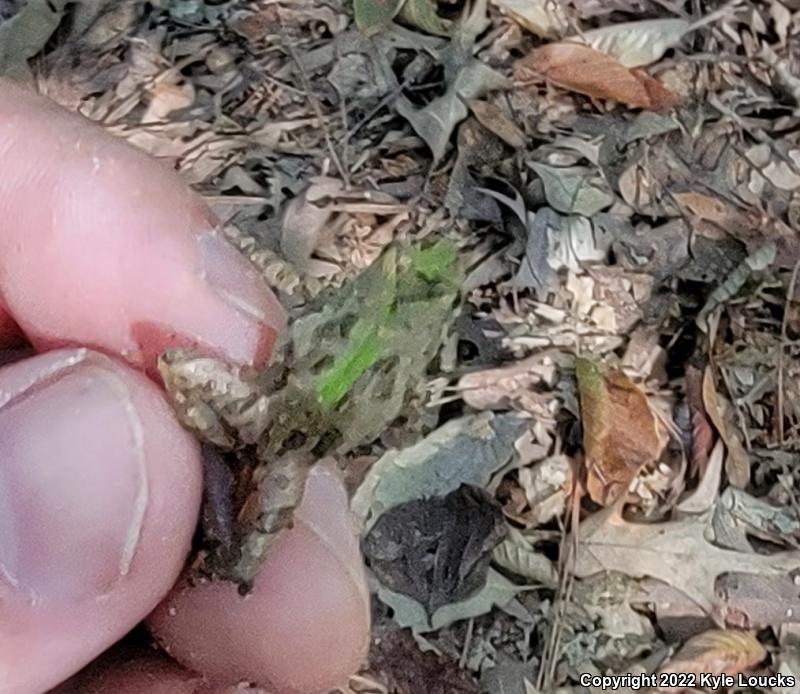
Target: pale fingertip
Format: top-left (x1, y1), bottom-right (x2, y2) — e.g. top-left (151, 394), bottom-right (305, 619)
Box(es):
top-left (0, 80), bottom-right (285, 371)
top-left (148, 465), bottom-right (371, 694)
top-left (0, 350), bottom-right (203, 693)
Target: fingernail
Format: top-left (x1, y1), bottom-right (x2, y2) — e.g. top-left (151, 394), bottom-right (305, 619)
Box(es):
top-left (0, 351), bottom-right (148, 602)
top-left (197, 230), bottom-right (286, 330)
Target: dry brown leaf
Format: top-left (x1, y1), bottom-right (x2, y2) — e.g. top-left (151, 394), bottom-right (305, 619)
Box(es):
top-left (457, 354), bottom-right (557, 413)
top-left (702, 367), bottom-right (750, 489)
top-left (500, 455), bottom-right (573, 527)
top-left (142, 78), bottom-right (195, 122)
top-left (676, 439), bottom-right (724, 515)
top-left (673, 192), bottom-right (761, 243)
top-left (685, 363), bottom-right (715, 478)
top-left (576, 508), bottom-right (800, 613)
top-left (514, 43), bottom-right (680, 110)
top-left (576, 357), bottom-right (667, 506)
top-left (656, 629), bottom-right (766, 689)
top-left (467, 98), bottom-right (526, 148)
top-left (280, 177), bottom-right (344, 268)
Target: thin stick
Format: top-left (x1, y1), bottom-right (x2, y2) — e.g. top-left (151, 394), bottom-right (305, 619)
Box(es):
top-left (281, 35), bottom-right (350, 187)
top-left (686, 0), bottom-right (745, 34)
top-left (459, 617), bottom-right (475, 669)
top-left (338, 81), bottom-right (406, 146)
top-left (537, 482), bottom-right (580, 691)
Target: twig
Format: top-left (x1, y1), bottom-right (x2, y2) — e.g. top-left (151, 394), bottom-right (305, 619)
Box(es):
top-left (281, 33), bottom-right (350, 187)
top-left (338, 81), bottom-right (407, 146)
top-left (459, 617), bottom-right (475, 669)
top-left (537, 482), bottom-right (580, 691)
top-left (686, 0), bottom-right (745, 34)
top-left (778, 258), bottom-right (800, 445)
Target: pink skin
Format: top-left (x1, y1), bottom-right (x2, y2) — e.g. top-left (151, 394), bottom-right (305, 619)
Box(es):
top-left (52, 647), bottom-right (269, 693)
top-left (149, 463), bottom-right (371, 694)
top-left (0, 81), bottom-right (370, 693)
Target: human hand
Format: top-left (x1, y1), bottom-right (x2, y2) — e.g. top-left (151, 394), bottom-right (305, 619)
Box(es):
top-left (0, 81), bottom-right (370, 694)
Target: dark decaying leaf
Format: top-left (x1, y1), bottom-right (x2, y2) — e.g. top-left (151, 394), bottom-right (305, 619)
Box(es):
top-left (479, 187), bottom-right (559, 294)
top-left (199, 445), bottom-right (236, 557)
top-left (369, 627), bottom-right (480, 694)
top-left (394, 0), bottom-right (506, 162)
top-left (363, 484), bottom-right (508, 614)
top-left (397, 60), bottom-right (507, 163)
top-left (453, 310), bottom-right (509, 367)
top-left (352, 412), bottom-right (526, 530)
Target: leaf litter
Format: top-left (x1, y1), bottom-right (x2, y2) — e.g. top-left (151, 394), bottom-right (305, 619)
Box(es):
top-left (18, 0), bottom-right (800, 690)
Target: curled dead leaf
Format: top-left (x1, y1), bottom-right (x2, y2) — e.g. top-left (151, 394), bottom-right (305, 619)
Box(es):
top-left (503, 454), bottom-right (573, 527)
top-left (570, 18), bottom-right (691, 68)
top-left (672, 192), bottom-right (762, 243)
top-left (491, 0), bottom-right (568, 38)
top-left (576, 357), bottom-right (667, 505)
top-left (701, 367), bottom-right (750, 489)
top-left (684, 363), bottom-right (715, 478)
top-left (457, 354), bottom-right (557, 413)
top-left (280, 177), bottom-right (344, 267)
top-left (514, 43), bottom-right (680, 110)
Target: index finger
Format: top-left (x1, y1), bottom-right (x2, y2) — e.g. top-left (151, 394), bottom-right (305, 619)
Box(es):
top-left (0, 81), bottom-right (285, 369)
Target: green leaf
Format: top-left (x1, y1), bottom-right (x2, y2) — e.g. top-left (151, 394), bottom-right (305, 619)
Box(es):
top-left (492, 527), bottom-right (559, 587)
top-left (377, 568), bottom-right (525, 632)
top-left (529, 163), bottom-right (615, 216)
top-left (354, 0), bottom-right (404, 33)
top-left (0, 0), bottom-right (74, 80)
top-left (397, 0), bottom-right (451, 36)
top-left (352, 412), bottom-right (526, 530)
top-left (276, 241), bottom-right (459, 448)
top-left (575, 356), bottom-right (604, 397)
